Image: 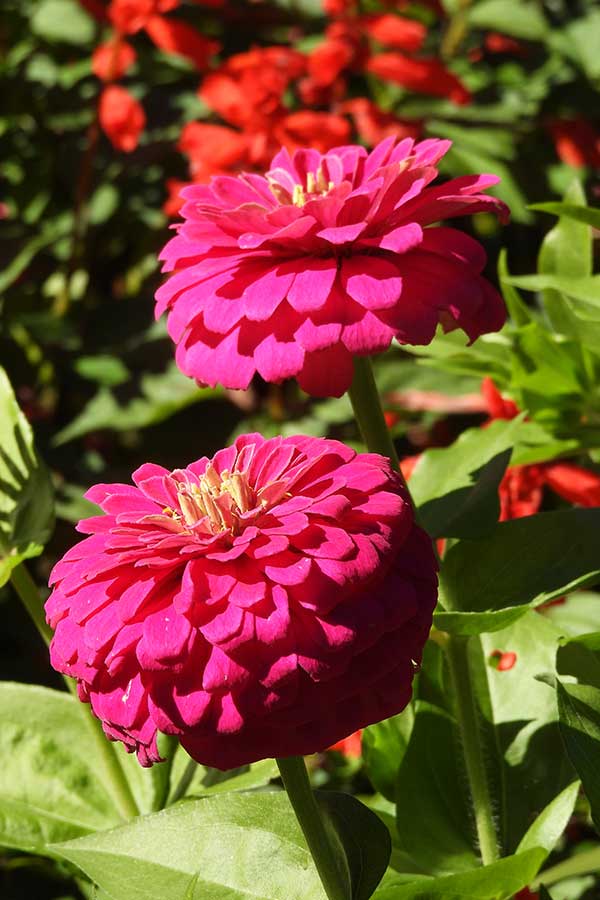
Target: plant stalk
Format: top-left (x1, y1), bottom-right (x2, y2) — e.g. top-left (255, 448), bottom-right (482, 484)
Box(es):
top-left (277, 756), bottom-right (348, 900)
top-left (348, 356), bottom-right (402, 476)
top-left (446, 634), bottom-right (499, 866)
top-left (10, 562), bottom-right (140, 821)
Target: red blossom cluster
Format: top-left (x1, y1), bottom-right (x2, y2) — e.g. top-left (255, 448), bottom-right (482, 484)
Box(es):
top-left (83, 0), bottom-right (220, 152)
top-left (166, 1), bottom-right (473, 215)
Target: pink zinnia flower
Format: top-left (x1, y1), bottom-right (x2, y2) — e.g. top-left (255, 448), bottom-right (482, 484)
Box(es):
top-left (46, 435), bottom-right (437, 769)
top-left (156, 138), bottom-right (508, 398)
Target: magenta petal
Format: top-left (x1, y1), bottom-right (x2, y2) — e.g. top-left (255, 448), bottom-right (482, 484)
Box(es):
top-left (287, 259), bottom-right (338, 313)
top-left (341, 256), bottom-right (402, 310)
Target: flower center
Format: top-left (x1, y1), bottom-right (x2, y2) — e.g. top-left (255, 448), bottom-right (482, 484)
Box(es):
top-left (269, 164), bottom-right (335, 208)
top-left (159, 465), bottom-right (290, 538)
top-left (168, 465), bottom-right (256, 536)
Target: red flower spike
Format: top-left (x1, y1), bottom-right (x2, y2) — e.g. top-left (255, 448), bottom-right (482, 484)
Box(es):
top-left (99, 85), bottom-right (145, 153)
top-left (542, 462), bottom-right (600, 507)
top-left (362, 14), bottom-right (426, 52)
top-left (481, 376), bottom-right (519, 421)
top-left (367, 53), bottom-right (471, 105)
top-left (144, 15), bottom-right (220, 70)
top-left (547, 118), bottom-right (600, 170)
top-left (92, 39), bottom-right (137, 81)
top-left (275, 111), bottom-right (351, 155)
top-left (108, 0), bottom-right (178, 34)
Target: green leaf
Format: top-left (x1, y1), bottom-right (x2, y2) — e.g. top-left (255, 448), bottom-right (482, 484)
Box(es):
top-left (467, 0), bottom-right (549, 40)
top-left (0, 683), bottom-right (120, 854)
top-left (434, 606), bottom-right (530, 636)
top-left (504, 275), bottom-right (600, 306)
top-left (440, 509), bottom-right (600, 618)
top-left (396, 702), bottom-right (478, 876)
top-left (563, 10), bottom-right (600, 81)
top-left (409, 419), bottom-right (522, 539)
top-left (516, 781), bottom-right (579, 858)
top-left (557, 681), bottom-right (600, 833)
top-left (74, 355), bottom-right (130, 387)
top-left (482, 612), bottom-right (575, 853)
top-left (31, 0), bottom-right (95, 45)
top-left (53, 791), bottom-right (378, 900)
top-left (498, 248), bottom-right (532, 327)
top-left (0, 367), bottom-right (54, 587)
top-left (317, 792), bottom-right (391, 900)
top-left (362, 709), bottom-right (414, 803)
top-left (374, 850), bottom-right (546, 899)
top-left (53, 363), bottom-right (221, 445)
top-left (530, 203), bottom-right (600, 231)
top-left (168, 751), bottom-right (278, 802)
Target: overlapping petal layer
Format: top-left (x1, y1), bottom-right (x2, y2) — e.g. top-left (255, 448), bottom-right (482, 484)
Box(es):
top-left (46, 434), bottom-right (437, 769)
top-left (157, 137), bottom-right (509, 397)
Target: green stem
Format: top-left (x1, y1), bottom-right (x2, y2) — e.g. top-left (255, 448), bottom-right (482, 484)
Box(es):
top-left (10, 562), bottom-right (140, 821)
top-left (10, 563), bottom-right (53, 645)
top-left (348, 357), bottom-right (401, 473)
top-left (277, 756), bottom-right (348, 900)
top-left (534, 846), bottom-right (600, 888)
top-left (446, 635), bottom-right (499, 866)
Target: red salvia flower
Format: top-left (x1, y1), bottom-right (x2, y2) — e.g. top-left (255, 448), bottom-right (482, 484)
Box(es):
top-left (362, 14), bottom-right (426, 52)
top-left (92, 39), bottom-right (137, 81)
top-left (329, 730), bottom-right (363, 757)
top-left (367, 53), bottom-right (471, 105)
top-left (99, 85), bottom-right (145, 152)
top-left (144, 15), bottom-right (219, 69)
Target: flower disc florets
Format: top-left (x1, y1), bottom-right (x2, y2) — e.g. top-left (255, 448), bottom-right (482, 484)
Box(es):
top-left (46, 434), bottom-right (437, 769)
top-left (157, 137), bottom-right (509, 398)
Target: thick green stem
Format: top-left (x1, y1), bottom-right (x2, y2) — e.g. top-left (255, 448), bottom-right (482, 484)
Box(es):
top-left (277, 756), bottom-right (348, 900)
top-left (446, 635), bottom-right (499, 866)
top-left (10, 562), bottom-right (140, 821)
top-left (348, 357), bottom-right (401, 473)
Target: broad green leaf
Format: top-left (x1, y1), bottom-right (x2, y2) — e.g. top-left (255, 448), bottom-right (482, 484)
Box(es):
top-left (168, 749), bottom-right (278, 802)
top-left (409, 419), bottom-right (522, 539)
top-left (482, 613), bottom-right (575, 853)
top-left (544, 592), bottom-right (600, 638)
top-left (440, 509), bottom-right (600, 617)
top-left (396, 702), bottom-right (478, 875)
top-left (53, 790), bottom-right (388, 900)
top-left (374, 849), bottom-right (545, 899)
top-left (557, 681), bottom-right (600, 833)
top-left (516, 781), bottom-right (579, 859)
top-left (0, 366), bottom-right (54, 586)
top-left (0, 683), bottom-right (120, 854)
top-left (54, 792), bottom-right (325, 900)
top-left (467, 0), bottom-right (549, 39)
top-left (53, 363), bottom-right (221, 444)
top-left (362, 708), bottom-right (414, 802)
top-left (31, 0), bottom-right (95, 45)
top-left (557, 632), bottom-right (600, 687)
top-left (317, 792), bottom-right (391, 900)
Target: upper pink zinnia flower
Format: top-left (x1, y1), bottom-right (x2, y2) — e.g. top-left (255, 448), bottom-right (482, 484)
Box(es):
top-left (156, 137), bottom-right (509, 398)
top-left (45, 434), bottom-right (437, 769)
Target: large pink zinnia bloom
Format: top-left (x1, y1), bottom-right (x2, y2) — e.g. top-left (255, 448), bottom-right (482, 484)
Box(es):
top-left (156, 137), bottom-right (509, 398)
top-left (46, 434), bottom-right (437, 769)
